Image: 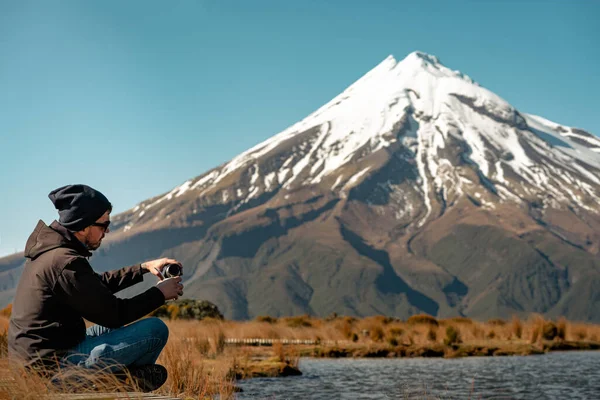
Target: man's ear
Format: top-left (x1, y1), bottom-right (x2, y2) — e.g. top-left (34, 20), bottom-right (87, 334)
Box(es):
top-left (74, 226), bottom-right (90, 240)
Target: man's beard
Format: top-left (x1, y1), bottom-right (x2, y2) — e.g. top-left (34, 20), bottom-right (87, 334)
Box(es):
top-left (85, 238), bottom-right (102, 251)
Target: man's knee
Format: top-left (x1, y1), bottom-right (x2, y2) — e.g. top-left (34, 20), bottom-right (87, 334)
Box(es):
top-left (143, 317), bottom-right (169, 344)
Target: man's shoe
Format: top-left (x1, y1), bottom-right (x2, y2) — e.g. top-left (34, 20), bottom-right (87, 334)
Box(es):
top-left (126, 364), bottom-right (168, 392)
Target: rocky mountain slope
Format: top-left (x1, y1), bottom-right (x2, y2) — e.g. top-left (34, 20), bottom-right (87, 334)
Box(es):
top-left (2, 52), bottom-right (599, 321)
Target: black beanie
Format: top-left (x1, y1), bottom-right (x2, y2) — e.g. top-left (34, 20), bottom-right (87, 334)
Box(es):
top-left (48, 184), bottom-right (112, 232)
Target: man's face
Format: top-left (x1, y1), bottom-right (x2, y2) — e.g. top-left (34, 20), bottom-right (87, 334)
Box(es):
top-left (82, 210), bottom-right (111, 251)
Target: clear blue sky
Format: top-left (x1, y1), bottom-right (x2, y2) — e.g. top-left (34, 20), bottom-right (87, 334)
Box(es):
top-left (1, 0), bottom-right (599, 256)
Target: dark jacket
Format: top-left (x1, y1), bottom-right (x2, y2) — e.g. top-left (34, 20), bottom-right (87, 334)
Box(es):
top-left (8, 220), bottom-right (165, 368)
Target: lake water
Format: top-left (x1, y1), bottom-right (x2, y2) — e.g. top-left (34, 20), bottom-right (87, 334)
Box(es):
top-left (236, 351), bottom-right (599, 399)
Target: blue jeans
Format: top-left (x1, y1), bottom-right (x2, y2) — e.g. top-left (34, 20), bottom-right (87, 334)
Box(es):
top-left (60, 317), bottom-right (169, 372)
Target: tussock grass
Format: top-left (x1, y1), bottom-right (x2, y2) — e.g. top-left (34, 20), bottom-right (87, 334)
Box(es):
top-left (157, 331), bottom-right (236, 397)
top-left (163, 314), bottom-right (600, 354)
top-left (557, 317), bottom-right (567, 340)
top-left (0, 316), bottom-right (238, 399)
top-left (255, 315), bottom-right (277, 324)
top-left (487, 318), bottom-right (506, 326)
top-left (1, 312), bottom-right (599, 398)
top-left (281, 315), bottom-right (313, 328)
top-left (272, 341), bottom-right (299, 368)
top-left (407, 314), bottom-right (439, 326)
top-left (443, 326), bottom-right (461, 346)
top-left (0, 305), bottom-right (11, 319)
top-left (0, 356), bottom-right (155, 399)
top-left (427, 328), bottom-right (437, 342)
top-left (511, 315), bottom-right (523, 339)
top-left (369, 326), bottom-right (385, 342)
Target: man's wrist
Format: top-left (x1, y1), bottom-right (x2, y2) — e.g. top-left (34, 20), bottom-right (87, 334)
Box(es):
top-left (141, 262), bottom-right (149, 273)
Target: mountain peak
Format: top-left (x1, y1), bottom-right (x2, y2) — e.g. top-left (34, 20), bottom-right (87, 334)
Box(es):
top-left (378, 51), bottom-right (443, 69)
top-left (5, 51), bottom-right (598, 323)
top-left (365, 52), bottom-right (477, 95)
top-left (122, 51), bottom-right (599, 232)
top-left (404, 50), bottom-right (442, 66)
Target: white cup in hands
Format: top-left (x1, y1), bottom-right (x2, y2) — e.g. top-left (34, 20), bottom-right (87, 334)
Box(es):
top-left (156, 276), bottom-right (184, 301)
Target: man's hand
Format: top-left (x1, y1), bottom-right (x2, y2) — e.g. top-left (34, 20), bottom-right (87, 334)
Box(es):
top-left (156, 276), bottom-right (184, 301)
top-left (141, 258), bottom-right (183, 281)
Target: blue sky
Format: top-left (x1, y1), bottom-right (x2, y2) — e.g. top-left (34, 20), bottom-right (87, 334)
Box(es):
top-left (0, 0), bottom-right (599, 256)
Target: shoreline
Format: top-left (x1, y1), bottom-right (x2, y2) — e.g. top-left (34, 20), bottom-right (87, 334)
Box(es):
top-left (299, 339), bottom-right (600, 359)
top-left (3, 313), bottom-right (600, 398)
top-left (232, 339), bottom-right (600, 379)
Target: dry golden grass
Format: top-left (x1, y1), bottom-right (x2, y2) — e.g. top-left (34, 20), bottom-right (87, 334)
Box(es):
top-left (407, 314), bottom-right (439, 326)
top-left (0, 355), bottom-right (156, 399)
top-left (163, 314), bottom-right (600, 351)
top-left (0, 306), bottom-right (11, 319)
top-left (1, 313), bottom-right (599, 399)
top-left (0, 316), bottom-right (239, 399)
top-left (155, 328), bottom-right (237, 398)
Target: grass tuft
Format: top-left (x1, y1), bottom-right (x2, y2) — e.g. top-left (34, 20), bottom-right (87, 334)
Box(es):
top-left (444, 325), bottom-right (461, 346)
top-left (511, 315), bottom-right (523, 339)
top-left (407, 314), bottom-right (439, 326)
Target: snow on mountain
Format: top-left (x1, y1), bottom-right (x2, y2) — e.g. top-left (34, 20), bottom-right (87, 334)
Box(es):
top-left (121, 51), bottom-right (600, 231)
top-left (5, 52), bottom-right (600, 321)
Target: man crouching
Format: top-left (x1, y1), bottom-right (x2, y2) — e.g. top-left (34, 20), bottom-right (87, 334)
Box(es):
top-left (8, 184), bottom-right (184, 392)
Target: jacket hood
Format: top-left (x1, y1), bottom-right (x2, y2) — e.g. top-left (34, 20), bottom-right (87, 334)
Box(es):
top-left (24, 220), bottom-right (91, 260)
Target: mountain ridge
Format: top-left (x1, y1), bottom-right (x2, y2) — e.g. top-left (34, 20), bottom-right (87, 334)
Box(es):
top-left (2, 51), bottom-right (599, 322)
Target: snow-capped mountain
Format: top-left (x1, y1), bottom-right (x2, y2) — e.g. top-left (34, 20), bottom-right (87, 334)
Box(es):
top-left (117, 51), bottom-right (599, 234)
top-left (2, 52), bottom-right (600, 321)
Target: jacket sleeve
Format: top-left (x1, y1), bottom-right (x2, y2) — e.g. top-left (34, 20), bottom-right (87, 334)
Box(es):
top-left (53, 258), bottom-right (165, 328)
top-left (97, 263), bottom-right (147, 294)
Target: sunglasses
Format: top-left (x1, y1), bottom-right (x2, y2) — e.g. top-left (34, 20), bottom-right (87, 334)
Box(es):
top-left (91, 221), bottom-right (111, 231)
